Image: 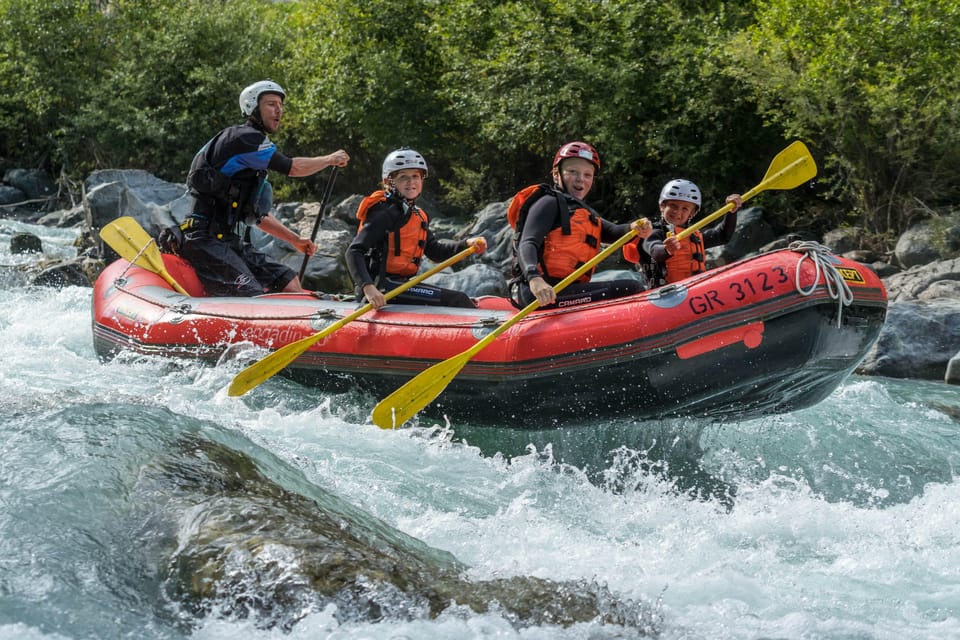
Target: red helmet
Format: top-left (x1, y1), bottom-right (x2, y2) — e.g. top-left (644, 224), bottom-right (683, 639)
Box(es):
top-left (552, 141), bottom-right (601, 172)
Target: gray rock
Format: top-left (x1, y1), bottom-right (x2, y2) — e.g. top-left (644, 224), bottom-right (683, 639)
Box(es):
top-left (31, 260), bottom-right (91, 288)
top-left (428, 261), bottom-right (509, 298)
top-left (858, 300), bottom-right (960, 380)
top-left (84, 169), bottom-right (185, 235)
top-left (0, 184), bottom-right (27, 205)
top-left (823, 226), bottom-right (865, 255)
top-left (10, 232), bottom-right (42, 254)
top-left (329, 193), bottom-right (363, 225)
top-left (882, 257), bottom-right (960, 302)
top-left (894, 223), bottom-right (943, 268)
top-left (947, 225), bottom-right (960, 252)
top-left (3, 168), bottom-right (55, 200)
top-left (869, 261), bottom-right (900, 278)
top-left (946, 350), bottom-right (960, 385)
top-left (709, 206), bottom-right (777, 265)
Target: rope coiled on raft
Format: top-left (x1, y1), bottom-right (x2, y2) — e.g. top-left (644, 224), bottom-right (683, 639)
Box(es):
top-left (789, 240), bottom-right (854, 327)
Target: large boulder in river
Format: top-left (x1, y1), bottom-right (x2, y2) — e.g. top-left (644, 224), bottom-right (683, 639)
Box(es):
top-left (859, 257), bottom-right (960, 380)
top-left (152, 432), bottom-right (659, 632)
top-left (84, 169), bottom-right (190, 236)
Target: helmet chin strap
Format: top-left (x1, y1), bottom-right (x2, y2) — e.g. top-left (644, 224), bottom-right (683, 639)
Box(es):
top-left (385, 181), bottom-right (417, 207)
top-left (247, 109), bottom-right (267, 132)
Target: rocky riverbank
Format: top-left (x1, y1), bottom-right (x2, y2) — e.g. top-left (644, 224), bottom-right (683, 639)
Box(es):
top-left (4, 167), bottom-right (960, 385)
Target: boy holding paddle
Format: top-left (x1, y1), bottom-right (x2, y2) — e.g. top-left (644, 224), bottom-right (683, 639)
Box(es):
top-left (345, 148), bottom-right (487, 309)
top-left (511, 141), bottom-right (653, 309)
top-left (624, 179), bottom-right (742, 287)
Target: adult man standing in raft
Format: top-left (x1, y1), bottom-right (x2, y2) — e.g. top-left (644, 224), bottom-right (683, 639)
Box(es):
top-left (178, 80), bottom-right (349, 296)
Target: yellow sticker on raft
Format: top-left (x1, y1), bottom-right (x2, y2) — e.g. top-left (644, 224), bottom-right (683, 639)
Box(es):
top-left (838, 267), bottom-right (865, 283)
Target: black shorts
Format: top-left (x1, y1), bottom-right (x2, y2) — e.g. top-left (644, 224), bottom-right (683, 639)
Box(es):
top-left (511, 278), bottom-right (644, 309)
top-left (380, 276), bottom-right (476, 308)
top-left (180, 232), bottom-right (296, 296)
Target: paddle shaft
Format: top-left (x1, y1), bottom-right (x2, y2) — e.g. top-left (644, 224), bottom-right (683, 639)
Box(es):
top-left (227, 244), bottom-right (478, 397)
top-left (676, 141), bottom-right (815, 241)
top-left (298, 167), bottom-right (339, 280)
top-left (371, 224), bottom-right (643, 429)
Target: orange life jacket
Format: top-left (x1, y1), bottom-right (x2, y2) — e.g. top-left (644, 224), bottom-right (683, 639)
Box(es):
top-left (356, 190), bottom-right (429, 278)
top-left (508, 183), bottom-right (602, 283)
top-left (542, 206), bottom-right (602, 281)
top-left (664, 226), bottom-right (706, 283)
top-left (507, 183), bottom-right (552, 231)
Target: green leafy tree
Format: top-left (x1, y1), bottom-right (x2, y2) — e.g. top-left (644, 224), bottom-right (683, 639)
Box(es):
top-left (68, 0), bottom-right (293, 180)
top-left (433, 0), bottom-right (765, 216)
top-left (727, 0), bottom-right (960, 241)
top-left (281, 0), bottom-right (451, 202)
top-left (0, 0), bottom-right (109, 171)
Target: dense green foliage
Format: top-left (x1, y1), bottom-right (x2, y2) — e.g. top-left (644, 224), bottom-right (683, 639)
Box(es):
top-left (727, 0), bottom-right (960, 245)
top-left (2, 0), bottom-right (958, 247)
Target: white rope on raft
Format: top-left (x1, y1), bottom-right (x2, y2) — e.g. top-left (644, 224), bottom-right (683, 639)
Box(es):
top-left (789, 240), bottom-right (854, 327)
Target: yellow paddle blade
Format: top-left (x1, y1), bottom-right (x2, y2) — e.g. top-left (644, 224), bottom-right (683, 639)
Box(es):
top-left (677, 141), bottom-right (817, 241)
top-left (372, 353), bottom-right (473, 429)
top-left (372, 292), bottom-right (542, 429)
top-left (227, 305), bottom-right (370, 397)
top-left (99, 216), bottom-right (189, 295)
top-left (760, 140), bottom-right (817, 191)
top-left (371, 224), bottom-right (644, 429)
top-left (227, 245), bottom-right (479, 397)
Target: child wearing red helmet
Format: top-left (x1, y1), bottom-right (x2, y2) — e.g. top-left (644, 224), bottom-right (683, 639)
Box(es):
top-left (510, 141), bottom-right (653, 308)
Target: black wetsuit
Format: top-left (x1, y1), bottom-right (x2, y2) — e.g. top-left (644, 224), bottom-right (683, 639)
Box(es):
top-left (345, 192), bottom-right (475, 308)
top-left (179, 120), bottom-right (296, 296)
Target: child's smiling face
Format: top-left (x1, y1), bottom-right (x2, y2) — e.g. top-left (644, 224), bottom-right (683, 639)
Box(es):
top-left (660, 199), bottom-right (698, 227)
top-left (555, 157), bottom-right (595, 200)
top-left (388, 169), bottom-right (424, 200)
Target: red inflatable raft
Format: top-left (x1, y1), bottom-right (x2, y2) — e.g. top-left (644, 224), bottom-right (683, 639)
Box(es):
top-left (92, 245), bottom-right (887, 427)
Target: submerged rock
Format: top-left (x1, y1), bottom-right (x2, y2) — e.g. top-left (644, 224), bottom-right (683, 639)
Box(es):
top-left (10, 232), bottom-right (42, 254)
top-left (143, 434), bottom-right (660, 634)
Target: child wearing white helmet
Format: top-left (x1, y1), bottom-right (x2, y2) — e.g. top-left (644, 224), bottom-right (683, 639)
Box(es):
top-left (345, 147), bottom-right (487, 309)
top-left (628, 178), bottom-right (742, 287)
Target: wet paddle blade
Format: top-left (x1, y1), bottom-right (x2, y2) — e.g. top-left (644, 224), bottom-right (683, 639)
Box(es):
top-left (99, 216), bottom-right (189, 295)
top-left (371, 353), bottom-right (471, 429)
top-left (227, 306), bottom-right (372, 397)
top-left (760, 140), bottom-right (817, 191)
top-left (227, 330), bottom-right (326, 397)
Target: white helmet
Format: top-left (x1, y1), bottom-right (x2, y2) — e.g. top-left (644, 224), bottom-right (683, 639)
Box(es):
top-left (659, 179), bottom-right (701, 209)
top-left (382, 147), bottom-right (428, 180)
top-left (239, 80), bottom-right (285, 116)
